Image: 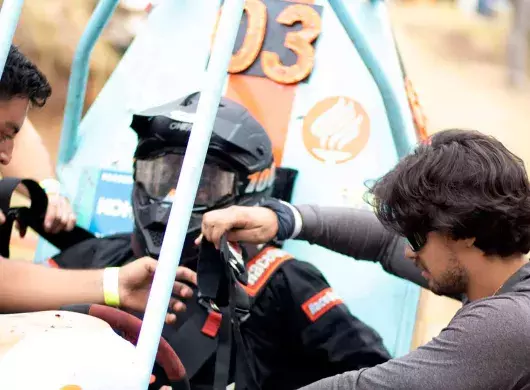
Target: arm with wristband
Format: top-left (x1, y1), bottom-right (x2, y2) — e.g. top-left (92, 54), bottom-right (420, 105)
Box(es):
top-left (0, 256), bottom-right (196, 324)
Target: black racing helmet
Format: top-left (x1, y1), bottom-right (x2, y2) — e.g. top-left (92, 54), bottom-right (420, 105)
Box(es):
top-left (130, 92), bottom-right (275, 262)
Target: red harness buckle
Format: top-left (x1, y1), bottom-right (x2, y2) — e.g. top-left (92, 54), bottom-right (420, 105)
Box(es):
top-left (201, 311), bottom-right (223, 338)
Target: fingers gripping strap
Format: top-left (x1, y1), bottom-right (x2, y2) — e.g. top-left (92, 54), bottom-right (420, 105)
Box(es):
top-left (198, 236), bottom-right (230, 305)
top-left (19, 179), bottom-right (49, 215)
top-left (0, 178), bottom-right (48, 258)
top-left (0, 176), bottom-right (95, 258)
top-left (103, 267), bottom-right (121, 307)
top-left (0, 178), bottom-right (48, 216)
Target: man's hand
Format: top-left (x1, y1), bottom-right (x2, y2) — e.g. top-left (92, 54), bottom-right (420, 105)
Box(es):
top-left (0, 194), bottom-right (76, 237)
top-left (197, 205), bottom-right (279, 249)
top-left (0, 181), bottom-right (76, 236)
top-left (118, 257), bottom-right (197, 324)
top-left (43, 193), bottom-right (77, 234)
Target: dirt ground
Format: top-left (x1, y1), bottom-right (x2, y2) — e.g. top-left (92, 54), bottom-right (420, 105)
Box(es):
top-left (390, 3), bottom-right (530, 156)
top-left (389, 2), bottom-right (530, 348)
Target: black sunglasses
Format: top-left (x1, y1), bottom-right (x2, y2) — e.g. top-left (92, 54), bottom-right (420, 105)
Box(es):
top-left (407, 232), bottom-right (427, 252)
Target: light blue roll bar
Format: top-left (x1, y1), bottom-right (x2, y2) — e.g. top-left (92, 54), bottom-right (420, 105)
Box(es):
top-left (133, 0), bottom-right (246, 386)
top-left (328, 0), bottom-right (417, 157)
top-left (0, 0), bottom-right (25, 81)
top-left (55, 0), bottom-right (417, 169)
top-left (57, 0), bottom-right (120, 167)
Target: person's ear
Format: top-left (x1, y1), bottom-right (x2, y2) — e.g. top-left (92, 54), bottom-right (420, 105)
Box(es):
top-left (464, 237), bottom-right (476, 248)
top-left (449, 237), bottom-right (475, 251)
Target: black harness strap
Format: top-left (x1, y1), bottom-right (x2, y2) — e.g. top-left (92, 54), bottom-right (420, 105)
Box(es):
top-left (0, 178), bottom-right (26, 257)
top-left (213, 305), bottom-right (232, 389)
top-left (167, 244), bottom-right (292, 389)
top-left (166, 309), bottom-right (218, 379)
top-left (194, 236), bottom-right (260, 390)
top-left (197, 237), bottom-right (234, 390)
top-left (0, 177), bottom-right (94, 258)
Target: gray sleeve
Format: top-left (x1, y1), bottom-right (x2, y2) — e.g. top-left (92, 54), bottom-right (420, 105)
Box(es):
top-left (295, 205), bottom-right (428, 289)
top-left (299, 297), bottom-right (529, 390)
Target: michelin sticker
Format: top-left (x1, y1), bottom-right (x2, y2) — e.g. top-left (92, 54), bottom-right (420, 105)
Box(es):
top-left (89, 170), bottom-right (134, 237)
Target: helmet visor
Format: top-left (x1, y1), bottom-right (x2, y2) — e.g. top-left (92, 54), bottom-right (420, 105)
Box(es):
top-left (135, 154), bottom-right (236, 209)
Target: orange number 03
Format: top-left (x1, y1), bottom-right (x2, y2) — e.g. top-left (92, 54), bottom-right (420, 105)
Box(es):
top-left (213, 0), bottom-right (321, 84)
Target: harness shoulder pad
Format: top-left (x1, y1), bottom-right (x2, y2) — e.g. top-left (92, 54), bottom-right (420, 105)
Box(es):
top-left (242, 247), bottom-right (293, 298)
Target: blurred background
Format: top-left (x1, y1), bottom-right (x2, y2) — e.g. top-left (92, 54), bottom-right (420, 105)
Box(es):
top-left (4, 0), bottom-right (530, 351)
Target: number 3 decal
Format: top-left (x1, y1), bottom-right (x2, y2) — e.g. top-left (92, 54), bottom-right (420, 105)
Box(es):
top-left (261, 4), bottom-right (321, 84)
top-left (213, 0), bottom-right (322, 85)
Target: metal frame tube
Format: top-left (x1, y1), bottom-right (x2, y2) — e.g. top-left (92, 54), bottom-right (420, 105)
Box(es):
top-left (328, 0), bottom-right (416, 157)
top-left (134, 0), bottom-right (245, 387)
top-left (0, 0), bottom-right (25, 80)
top-left (58, 0), bottom-right (120, 166)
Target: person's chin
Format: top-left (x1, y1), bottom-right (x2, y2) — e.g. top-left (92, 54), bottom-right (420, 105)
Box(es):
top-left (428, 280), bottom-right (442, 295)
top-left (429, 281), bottom-right (462, 297)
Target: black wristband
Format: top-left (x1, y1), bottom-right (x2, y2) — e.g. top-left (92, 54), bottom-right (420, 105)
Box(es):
top-left (259, 198), bottom-right (295, 241)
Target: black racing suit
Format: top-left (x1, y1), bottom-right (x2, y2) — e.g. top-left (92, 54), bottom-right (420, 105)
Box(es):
top-left (50, 233), bottom-right (390, 390)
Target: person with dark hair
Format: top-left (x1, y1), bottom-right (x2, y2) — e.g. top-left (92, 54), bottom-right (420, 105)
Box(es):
top-left (0, 45), bottom-right (76, 234)
top-left (0, 45), bottom-right (194, 324)
top-left (0, 44), bottom-right (52, 107)
top-left (199, 128), bottom-right (530, 389)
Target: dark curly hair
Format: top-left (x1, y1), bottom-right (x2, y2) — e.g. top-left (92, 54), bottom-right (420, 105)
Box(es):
top-left (0, 45), bottom-right (51, 107)
top-left (368, 129), bottom-right (530, 257)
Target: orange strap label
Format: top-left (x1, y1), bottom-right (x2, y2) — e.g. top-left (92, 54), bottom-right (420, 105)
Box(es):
top-left (201, 310), bottom-right (223, 338)
top-left (242, 247), bottom-right (293, 297)
top-left (301, 287), bottom-right (343, 322)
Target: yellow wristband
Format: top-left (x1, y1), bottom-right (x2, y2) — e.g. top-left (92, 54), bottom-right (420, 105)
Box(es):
top-left (103, 267), bottom-right (121, 307)
top-left (39, 178), bottom-right (61, 195)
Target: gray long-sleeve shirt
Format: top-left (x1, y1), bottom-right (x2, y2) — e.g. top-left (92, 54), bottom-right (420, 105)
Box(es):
top-left (295, 205), bottom-right (530, 390)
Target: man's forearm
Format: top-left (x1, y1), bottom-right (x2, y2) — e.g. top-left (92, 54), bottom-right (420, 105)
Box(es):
top-left (294, 205), bottom-right (429, 289)
top-left (0, 259), bottom-right (104, 313)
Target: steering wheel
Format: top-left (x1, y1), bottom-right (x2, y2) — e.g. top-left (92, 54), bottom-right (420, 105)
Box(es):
top-left (60, 304), bottom-right (190, 390)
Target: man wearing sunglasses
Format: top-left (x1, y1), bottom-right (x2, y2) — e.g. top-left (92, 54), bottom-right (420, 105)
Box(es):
top-left (200, 128), bottom-right (530, 389)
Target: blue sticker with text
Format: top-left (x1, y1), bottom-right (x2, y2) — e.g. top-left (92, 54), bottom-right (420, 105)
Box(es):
top-left (89, 170), bottom-right (134, 237)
